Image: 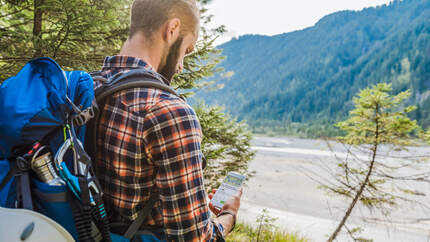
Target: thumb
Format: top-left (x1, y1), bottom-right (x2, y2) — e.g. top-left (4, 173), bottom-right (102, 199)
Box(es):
top-left (237, 188), bottom-right (243, 197)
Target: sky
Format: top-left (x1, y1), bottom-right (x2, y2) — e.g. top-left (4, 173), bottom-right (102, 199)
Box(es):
top-left (207, 0), bottom-right (393, 45)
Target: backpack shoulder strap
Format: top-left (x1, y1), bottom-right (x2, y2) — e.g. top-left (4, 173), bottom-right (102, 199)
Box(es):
top-left (123, 191), bottom-right (159, 239)
top-left (87, 69), bottom-right (179, 154)
top-left (86, 70), bottom-right (175, 236)
top-left (94, 69), bottom-right (178, 102)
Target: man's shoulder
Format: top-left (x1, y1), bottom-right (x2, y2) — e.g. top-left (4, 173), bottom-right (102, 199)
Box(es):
top-left (141, 89), bottom-right (203, 142)
top-left (120, 87), bottom-right (195, 118)
top-left (150, 91), bottom-right (197, 120)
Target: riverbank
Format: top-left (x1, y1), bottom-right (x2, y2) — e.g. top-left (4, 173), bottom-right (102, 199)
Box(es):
top-left (237, 136), bottom-right (430, 241)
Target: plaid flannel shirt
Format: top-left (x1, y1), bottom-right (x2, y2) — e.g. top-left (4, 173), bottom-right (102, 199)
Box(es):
top-left (94, 56), bottom-right (223, 241)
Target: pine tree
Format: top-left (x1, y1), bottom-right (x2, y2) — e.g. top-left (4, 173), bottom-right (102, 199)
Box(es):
top-left (324, 83), bottom-right (425, 241)
top-left (0, 0), bottom-right (130, 80)
top-left (195, 103), bottom-right (254, 189)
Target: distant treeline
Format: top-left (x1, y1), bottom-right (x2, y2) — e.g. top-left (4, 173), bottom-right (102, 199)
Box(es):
top-left (250, 120), bottom-right (343, 138)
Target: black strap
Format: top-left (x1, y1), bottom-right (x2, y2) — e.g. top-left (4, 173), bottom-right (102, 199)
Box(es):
top-left (94, 69), bottom-right (178, 102)
top-left (19, 171), bottom-right (33, 210)
top-left (78, 176), bottom-right (91, 206)
top-left (4, 157), bottom-right (34, 210)
top-left (124, 191), bottom-right (159, 239)
top-left (70, 195), bottom-right (95, 242)
top-left (0, 157), bottom-right (35, 210)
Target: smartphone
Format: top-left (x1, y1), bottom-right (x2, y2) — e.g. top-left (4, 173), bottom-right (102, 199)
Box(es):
top-left (210, 172), bottom-right (246, 209)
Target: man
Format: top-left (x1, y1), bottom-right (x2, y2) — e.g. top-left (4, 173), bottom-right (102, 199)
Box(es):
top-left (93, 0), bottom-right (242, 241)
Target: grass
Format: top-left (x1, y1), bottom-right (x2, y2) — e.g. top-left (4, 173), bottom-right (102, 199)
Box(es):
top-left (227, 223), bottom-right (309, 242)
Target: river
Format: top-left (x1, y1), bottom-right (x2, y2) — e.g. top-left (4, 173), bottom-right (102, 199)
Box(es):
top-left (238, 136), bottom-right (430, 242)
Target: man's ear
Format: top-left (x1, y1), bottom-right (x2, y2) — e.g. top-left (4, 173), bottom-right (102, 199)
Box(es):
top-left (163, 18), bottom-right (181, 45)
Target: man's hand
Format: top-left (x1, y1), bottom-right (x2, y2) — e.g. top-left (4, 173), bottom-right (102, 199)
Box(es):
top-left (209, 188), bottom-right (243, 236)
top-left (208, 188), bottom-right (243, 215)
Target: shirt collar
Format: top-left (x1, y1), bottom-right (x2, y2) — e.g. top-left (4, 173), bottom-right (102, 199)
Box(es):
top-left (102, 56), bottom-right (154, 71)
top-left (100, 55), bottom-right (172, 86)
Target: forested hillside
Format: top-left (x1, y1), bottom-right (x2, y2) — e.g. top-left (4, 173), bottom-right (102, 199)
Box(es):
top-left (196, 0), bottom-right (430, 136)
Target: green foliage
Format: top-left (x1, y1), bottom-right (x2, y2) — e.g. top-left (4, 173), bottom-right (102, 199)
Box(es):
top-left (196, 0), bottom-right (430, 137)
top-left (227, 209), bottom-right (308, 242)
top-left (0, 0), bottom-right (131, 80)
top-left (255, 208), bottom-right (278, 242)
top-left (419, 128), bottom-right (430, 144)
top-left (336, 83), bottom-right (418, 146)
top-left (251, 121), bottom-right (342, 138)
top-left (344, 227), bottom-right (373, 242)
top-left (194, 102), bottom-right (255, 190)
top-left (227, 224), bottom-right (308, 242)
top-left (227, 214), bottom-right (308, 242)
top-left (322, 83), bottom-right (422, 241)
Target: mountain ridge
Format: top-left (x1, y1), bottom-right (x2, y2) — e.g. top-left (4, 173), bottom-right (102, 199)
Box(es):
top-left (196, 0), bottom-right (430, 136)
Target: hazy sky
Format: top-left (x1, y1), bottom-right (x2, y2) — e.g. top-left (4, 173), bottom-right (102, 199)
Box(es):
top-left (207, 0), bottom-right (393, 44)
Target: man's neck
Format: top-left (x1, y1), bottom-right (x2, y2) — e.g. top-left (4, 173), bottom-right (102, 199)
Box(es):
top-left (118, 34), bottom-right (163, 71)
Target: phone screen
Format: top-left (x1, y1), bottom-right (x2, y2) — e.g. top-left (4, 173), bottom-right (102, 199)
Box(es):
top-left (210, 172), bottom-right (245, 209)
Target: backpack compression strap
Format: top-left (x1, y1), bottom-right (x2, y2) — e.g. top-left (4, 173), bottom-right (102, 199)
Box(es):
top-left (86, 69), bottom-right (178, 238)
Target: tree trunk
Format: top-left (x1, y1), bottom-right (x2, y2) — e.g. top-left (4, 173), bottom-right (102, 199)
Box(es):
top-left (327, 106), bottom-right (380, 242)
top-left (33, 0), bottom-right (44, 58)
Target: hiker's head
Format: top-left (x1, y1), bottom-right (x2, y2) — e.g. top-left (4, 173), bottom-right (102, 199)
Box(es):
top-left (129, 0), bottom-right (200, 81)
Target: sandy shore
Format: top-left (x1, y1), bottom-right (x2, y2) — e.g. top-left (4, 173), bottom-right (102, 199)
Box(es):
top-left (237, 136), bottom-right (430, 241)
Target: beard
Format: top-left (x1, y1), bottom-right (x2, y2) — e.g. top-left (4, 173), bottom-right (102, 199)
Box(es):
top-left (159, 37), bottom-right (183, 82)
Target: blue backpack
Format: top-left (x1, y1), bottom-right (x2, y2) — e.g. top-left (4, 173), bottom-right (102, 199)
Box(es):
top-left (0, 57), bottom-right (177, 241)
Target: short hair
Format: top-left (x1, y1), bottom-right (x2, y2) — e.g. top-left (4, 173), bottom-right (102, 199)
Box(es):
top-left (129, 0), bottom-right (199, 40)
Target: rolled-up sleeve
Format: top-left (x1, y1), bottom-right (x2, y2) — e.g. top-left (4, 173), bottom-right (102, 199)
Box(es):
top-left (142, 98), bottom-right (222, 241)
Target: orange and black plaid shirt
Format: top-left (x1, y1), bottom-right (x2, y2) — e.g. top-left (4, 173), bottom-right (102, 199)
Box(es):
top-left (93, 56), bottom-right (223, 241)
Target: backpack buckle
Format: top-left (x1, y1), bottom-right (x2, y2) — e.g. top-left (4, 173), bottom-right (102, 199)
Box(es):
top-left (16, 156), bottom-right (30, 172)
top-left (72, 107), bottom-right (95, 126)
top-left (65, 96), bottom-right (96, 126)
